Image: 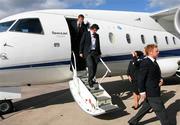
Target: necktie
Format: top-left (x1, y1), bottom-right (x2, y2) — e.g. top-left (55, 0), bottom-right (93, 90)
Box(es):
top-left (93, 33), bottom-right (96, 38)
top-left (154, 59), bottom-right (158, 65)
top-left (154, 59), bottom-right (157, 64)
top-left (78, 23), bottom-right (82, 33)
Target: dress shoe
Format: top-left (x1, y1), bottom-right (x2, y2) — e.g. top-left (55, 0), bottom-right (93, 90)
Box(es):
top-left (93, 82), bottom-right (99, 90)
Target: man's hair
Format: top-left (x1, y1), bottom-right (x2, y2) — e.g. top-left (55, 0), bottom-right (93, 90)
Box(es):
top-left (90, 24), bottom-right (99, 30)
top-left (144, 46), bottom-right (147, 56)
top-left (145, 44), bottom-right (158, 55)
top-left (78, 14), bottom-right (84, 18)
top-left (135, 51), bottom-right (143, 57)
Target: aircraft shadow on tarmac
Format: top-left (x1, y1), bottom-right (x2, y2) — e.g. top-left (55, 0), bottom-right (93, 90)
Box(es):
top-left (4, 76), bottom-right (180, 121)
top-left (13, 78), bottom-right (132, 120)
top-left (14, 89), bottom-right (74, 111)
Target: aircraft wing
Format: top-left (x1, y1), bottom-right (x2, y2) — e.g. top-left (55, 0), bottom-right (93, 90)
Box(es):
top-left (150, 6), bottom-right (180, 37)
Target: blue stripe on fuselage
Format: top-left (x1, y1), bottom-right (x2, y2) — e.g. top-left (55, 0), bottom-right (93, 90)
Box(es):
top-left (0, 49), bottom-right (179, 70)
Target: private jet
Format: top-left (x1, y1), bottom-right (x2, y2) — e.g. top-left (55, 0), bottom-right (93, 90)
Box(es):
top-left (0, 7), bottom-right (180, 115)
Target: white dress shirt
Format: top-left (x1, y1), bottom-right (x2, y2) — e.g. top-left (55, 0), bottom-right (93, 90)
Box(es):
top-left (90, 31), bottom-right (96, 50)
top-left (77, 21), bottom-right (81, 27)
top-left (147, 56), bottom-right (155, 63)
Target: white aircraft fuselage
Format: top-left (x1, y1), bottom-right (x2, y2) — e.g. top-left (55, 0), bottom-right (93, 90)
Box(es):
top-left (0, 9), bottom-right (180, 87)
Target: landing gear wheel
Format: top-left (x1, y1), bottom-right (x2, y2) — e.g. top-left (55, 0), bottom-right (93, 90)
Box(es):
top-left (0, 100), bottom-right (13, 115)
top-left (176, 67), bottom-right (180, 78)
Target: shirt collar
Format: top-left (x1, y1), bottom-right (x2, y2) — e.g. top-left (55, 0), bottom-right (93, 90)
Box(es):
top-left (90, 31), bottom-right (94, 36)
top-left (147, 56), bottom-right (155, 62)
top-left (77, 21), bottom-right (81, 26)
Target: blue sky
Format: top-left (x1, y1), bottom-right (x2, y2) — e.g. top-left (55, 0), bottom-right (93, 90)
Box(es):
top-left (72, 0), bottom-right (160, 12)
top-left (0, 0), bottom-right (179, 18)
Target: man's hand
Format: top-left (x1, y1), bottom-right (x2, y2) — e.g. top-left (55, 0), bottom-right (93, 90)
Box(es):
top-left (128, 76), bottom-right (132, 82)
top-left (159, 78), bottom-right (164, 87)
top-left (140, 92), bottom-right (146, 101)
top-left (131, 51), bottom-right (137, 57)
top-left (131, 52), bottom-right (135, 57)
top-left (80, 53), bottom-right (83, 58)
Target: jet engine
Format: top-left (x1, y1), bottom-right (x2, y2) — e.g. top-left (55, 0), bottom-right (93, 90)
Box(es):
top-left (157, 58), bottom-right (179, 78)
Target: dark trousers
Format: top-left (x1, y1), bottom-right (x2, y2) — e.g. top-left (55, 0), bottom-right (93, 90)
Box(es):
top-left (86, 51), bottom-right (99, 86)
top-left (70, 53), bottom-right (86, 71)
top-left (129, 97), bottom-right (170, 125)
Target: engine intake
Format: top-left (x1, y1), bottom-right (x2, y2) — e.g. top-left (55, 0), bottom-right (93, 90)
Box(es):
top-left (175, 9), bottom-right (180, 35)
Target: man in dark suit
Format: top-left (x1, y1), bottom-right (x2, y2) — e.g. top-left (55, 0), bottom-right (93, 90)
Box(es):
top-left (128, 44), bottom-right (170, 125)
top-left (79, 24), bottom-right (101, 88)
top-left (70, 14), bottom-right (87, 71)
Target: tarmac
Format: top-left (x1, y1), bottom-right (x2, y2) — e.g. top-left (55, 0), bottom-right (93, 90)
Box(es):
top-left (0, 76), bottom-right (180, 125)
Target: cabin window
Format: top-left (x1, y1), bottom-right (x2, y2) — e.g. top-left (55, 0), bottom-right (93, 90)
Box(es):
top-left (165, 36), bottom-right (169, 44)
top-left (0, 20), bottom-right (15, 32)
top-left (141, 34), bottom-right (145, 44)
top-left (173, 37), bottom-right (176, 45)
top-left (153, 35), bottom-right (158, 44)
top-left (109, 32), bottom-right (115, 43)
top-left (10, 18), bottom-right (44, 34)
top-left (126, 34), bottom-right (131, 44)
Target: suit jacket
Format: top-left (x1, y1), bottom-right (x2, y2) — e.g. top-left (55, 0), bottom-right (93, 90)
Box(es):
top-left (79, 31), bottom-right (101, 58)
top-left (138, 57), bottom-right (161, 97)
top-left (70, 21), bottom-right (87, 53)
top-left (70, 21), bottom-right (87, 37)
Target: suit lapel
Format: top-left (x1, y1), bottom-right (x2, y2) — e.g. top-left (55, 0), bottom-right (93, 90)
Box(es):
top-left (73, 21), bottom-right (78, 32)
top-left (147, 58), bottom-right (161, 75)
top-left (88, 31), bottom-right (91, 44)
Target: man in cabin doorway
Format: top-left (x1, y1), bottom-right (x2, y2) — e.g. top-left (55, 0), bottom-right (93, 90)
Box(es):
top-left (79, 24), bottom-right (101, 89)
top-left (70, 14), bottom-right (87, 71)
top-left (128, 44), bottom-right (170, 125)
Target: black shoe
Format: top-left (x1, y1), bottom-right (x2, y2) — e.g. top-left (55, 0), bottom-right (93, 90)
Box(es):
top-left (89, 83), bottom-right (94, 88)
top-left (128, 123), bottom-right (139, 125)
top-left (131, 105), bottom-right (140, 110)
top-left (128, 121), bottom-right (138, 125)
top-left (93, 82), bottom-right (99, 90)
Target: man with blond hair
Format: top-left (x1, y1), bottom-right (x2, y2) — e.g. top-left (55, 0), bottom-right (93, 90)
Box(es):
top-left (128, 44), bottom-right (170, 125)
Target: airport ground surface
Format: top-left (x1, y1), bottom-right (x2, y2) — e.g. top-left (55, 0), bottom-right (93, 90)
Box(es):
top-left (0, 76), bottom-right (180, 125)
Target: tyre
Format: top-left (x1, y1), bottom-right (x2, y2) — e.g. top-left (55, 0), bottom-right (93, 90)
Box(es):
top-left (0, 100), bottom-right (13, 115)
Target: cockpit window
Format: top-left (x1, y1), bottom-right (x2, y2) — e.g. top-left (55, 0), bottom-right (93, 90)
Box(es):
top-left (0, 20), bottom-right (15, 32)
top-left (10, 18), bottom-right (44, 34)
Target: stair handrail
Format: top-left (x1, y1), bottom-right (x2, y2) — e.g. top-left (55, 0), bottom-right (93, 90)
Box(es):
top-left (71, 52), bottom-right (77, 77)
top-left (99, 58), bottom-right (111, 83)
top-left (71, 53), bottom-right (111, 83)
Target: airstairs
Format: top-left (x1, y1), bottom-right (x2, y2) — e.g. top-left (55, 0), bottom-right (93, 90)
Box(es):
top-left (69, 53), bottom-right (119, 116)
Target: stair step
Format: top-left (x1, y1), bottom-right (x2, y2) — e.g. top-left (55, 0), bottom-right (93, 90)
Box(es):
top-left (90, 89), bottom-right (104, 96)
top-left (77, 71), bottom-right (88, 77)
top-left (96, 96), bottom-right (110, 101)
top-left (90, 89), bottom-right (104, 94)
top-left (100, 104), bottom-right (118, 112)
top-left (81, 78), bottom-right (88, 83)
top-left (96, 96), bottom-right (111, 106)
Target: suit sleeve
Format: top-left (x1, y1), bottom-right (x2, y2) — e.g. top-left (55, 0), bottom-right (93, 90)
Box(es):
top-left (79, 32), bottom-right (86, 54)
top-left (138, 60), bottom-right (149, 93)
top-left (84, 23), bottom-right (88, 32)
top-left (127, 61), bottom-right (131, 76)
top-left (133, 57), bottom-right (139, 66)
